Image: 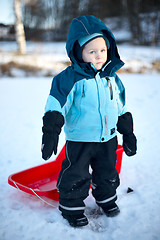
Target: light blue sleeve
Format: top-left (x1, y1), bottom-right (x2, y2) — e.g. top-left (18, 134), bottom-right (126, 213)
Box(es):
top-left (115, 81), bottom-right (127, 116)
top-left (45, 84), bottom-right (76, 116)
top-left (44, 95), bottom-right (62, 114)
top-left (61, 84), bottom-right (76, 116)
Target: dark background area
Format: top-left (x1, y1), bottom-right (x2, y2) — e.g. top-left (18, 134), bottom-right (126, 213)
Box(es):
top-left (1, 0), bottom-right (160, 45)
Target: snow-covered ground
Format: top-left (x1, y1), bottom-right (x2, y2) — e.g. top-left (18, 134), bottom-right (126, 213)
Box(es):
top-left (0, 41), bottom-right (160, 76)
top-left (0, 72), bottom-right (160, 239)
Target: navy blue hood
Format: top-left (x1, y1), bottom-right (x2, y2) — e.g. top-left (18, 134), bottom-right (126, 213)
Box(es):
top-left (66, 15), bottom-right (124, 74)
top-left (66, 15), bottom-right (116, 57)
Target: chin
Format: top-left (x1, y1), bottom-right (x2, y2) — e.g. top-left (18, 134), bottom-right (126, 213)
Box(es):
top-left (94, 63), bottom-right (103, 70)
top-left (96, 66), bottom-right (102, 70)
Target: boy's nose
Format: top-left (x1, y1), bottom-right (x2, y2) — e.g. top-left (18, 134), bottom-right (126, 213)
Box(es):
top-left (96, 53), bottom-right (101, 59)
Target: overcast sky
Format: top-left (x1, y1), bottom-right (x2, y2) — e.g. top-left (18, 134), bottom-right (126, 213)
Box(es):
top-left (0, 0), bottom-right (14, 24)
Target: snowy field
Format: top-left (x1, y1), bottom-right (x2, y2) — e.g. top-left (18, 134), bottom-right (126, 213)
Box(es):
top-left (0, 41), bottom-right (160, 76)
top-left (0, 72), bottom-right (160, 239)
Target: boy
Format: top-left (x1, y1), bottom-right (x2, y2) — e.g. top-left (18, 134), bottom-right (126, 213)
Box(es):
top-left (41, 15), bottom-right (137, 227)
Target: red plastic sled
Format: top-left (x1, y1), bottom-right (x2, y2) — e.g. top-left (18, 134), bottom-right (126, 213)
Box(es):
top-left (8, 145), bottom-right (124, 201)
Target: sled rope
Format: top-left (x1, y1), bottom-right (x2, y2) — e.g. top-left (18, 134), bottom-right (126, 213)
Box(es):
top-left (29, 188), bottom-right (58, 208)
top-left (13, 181), bottom-right (20, 190)
top-left (13, 181), bottom-right (58, 208)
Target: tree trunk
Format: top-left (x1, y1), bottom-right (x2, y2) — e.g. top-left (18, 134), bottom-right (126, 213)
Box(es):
top-left (14, 0), bottom-right (26, 54)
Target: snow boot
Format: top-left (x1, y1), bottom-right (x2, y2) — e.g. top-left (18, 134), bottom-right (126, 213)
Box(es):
top-left (102, 203), bottom-right (120, 217)
top-left (62, 213), bottom-right (88, 227)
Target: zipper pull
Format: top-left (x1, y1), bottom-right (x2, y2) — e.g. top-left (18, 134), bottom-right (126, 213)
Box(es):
top-left (106, 77), bottom-right (113, 100)
top-left (82, 84), bottom-right (85, 97)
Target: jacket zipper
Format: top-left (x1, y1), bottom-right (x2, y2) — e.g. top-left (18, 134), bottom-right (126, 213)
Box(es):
top-left (95, 73), bottom-right (104, 140)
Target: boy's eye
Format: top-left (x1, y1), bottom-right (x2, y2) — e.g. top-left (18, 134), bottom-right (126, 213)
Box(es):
top-left (89, 51), bottom-right (95, 54)
top-left (101, 49), bottom-right (106, 52)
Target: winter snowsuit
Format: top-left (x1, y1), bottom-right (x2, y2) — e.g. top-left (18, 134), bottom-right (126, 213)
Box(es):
top-left (44, 15), bottom-right (127, 215)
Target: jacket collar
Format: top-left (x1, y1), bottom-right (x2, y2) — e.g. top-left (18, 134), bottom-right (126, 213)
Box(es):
top-left (72, 58), bottom-right (124, 79)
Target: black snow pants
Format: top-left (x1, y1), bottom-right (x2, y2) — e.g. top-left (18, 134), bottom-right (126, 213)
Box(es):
top-left (57, 136), bottom-right (120, 216)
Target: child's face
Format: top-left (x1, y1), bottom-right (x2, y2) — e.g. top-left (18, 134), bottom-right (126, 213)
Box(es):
top-left (82, 37), bottom-right (107, 70)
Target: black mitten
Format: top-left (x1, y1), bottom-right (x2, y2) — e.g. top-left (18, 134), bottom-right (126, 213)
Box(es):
top-left (41, 111), bottom-right (64, 160)
top-left (123, 133), bottom-right (137, 156)
top-left (117, 112), bottom-right (133, 135)
top-left (117, 112), bottom-right (137, 156)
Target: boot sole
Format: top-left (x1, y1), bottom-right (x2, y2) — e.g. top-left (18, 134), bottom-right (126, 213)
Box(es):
top-left (62, 214), bottom-right (88, 227)
top-left (105, 207), bottom-right (120, 217)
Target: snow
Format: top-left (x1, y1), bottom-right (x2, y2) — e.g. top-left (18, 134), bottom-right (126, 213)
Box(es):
top-left (0, 42), bottom-right (160, 239)
top-left (0, 41), bottom-right (160, 76)
top-left (0, 42), bottom-right (69, 77)
top-left (0, 74), bottom-right (160, 239)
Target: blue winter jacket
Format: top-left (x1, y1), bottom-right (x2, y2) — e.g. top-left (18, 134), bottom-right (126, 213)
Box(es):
top-left (45, 15), bottom-right (127, 142)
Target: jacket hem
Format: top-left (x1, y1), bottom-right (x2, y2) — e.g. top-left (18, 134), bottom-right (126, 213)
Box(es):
top-left (65, 132), bottom-right (117, 143)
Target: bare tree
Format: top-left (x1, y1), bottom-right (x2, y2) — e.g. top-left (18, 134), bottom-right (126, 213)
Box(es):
top-left (23, 0), bottom-right (48, 29)
top-left (14, 0), bottom-right (26, 54)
